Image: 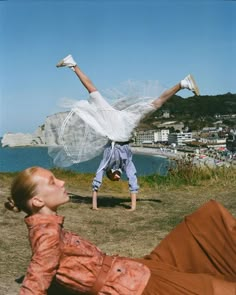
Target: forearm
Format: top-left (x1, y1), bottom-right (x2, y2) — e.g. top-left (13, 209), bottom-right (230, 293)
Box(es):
top-left (92, 171), bottom-right (104, 210)
top-left (92, 190), bottom-right (98, 210)
top-left (129, 192), bottom-right (137, 211)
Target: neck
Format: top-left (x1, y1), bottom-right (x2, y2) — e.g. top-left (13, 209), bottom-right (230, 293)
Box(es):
top-left (32, 207), bottom-right (57, 216)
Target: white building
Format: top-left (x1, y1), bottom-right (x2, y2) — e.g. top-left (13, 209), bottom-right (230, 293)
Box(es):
top-left (134, 129), bottom-right (169, 145)
top-left (134, 130), bottom-right (155, 145)
top-left (200, 138), bottom-right (226, 148)
top-left (202, 127), bottom-right (219, 133)
top-left (162, 110), bottom-right (170, 118)
top-left (154, 129), bottom-right (169, 142)
top-left (168, 132), bottom-right (193, 146)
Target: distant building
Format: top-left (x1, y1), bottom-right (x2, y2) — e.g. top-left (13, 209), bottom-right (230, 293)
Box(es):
top-left (226, 133), bottom-right (236, 152)
top-left (202, 127), bottom-right (218, 133)
top-left (134, 129), bottom-right (169, 145)
top-left (168, 132), bottom-right (193, 146)
top-left (154, 129), bottom-right (169, 143)
top-left (156, 121), bottom-right (184, 132)
top-left (215, 114), bottom-right (236, 119)
top-left (134, 130), bottom-right (155, 145)
top-left (162, 110), bottom-right (170, 118)
top-left (206, 139), bottom-right (226, 148)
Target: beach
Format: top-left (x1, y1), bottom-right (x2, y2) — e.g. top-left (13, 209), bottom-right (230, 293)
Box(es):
top-left (131, 146), bottom-right (184, 159)
top-left (131, 146), bottom-right (236, 168)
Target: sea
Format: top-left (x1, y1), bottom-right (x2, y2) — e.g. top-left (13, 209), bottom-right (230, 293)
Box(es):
top-left (0, 146), bottom-right (170, 176)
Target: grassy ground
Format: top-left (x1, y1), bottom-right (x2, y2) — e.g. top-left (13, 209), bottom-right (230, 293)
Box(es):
top-left (0, 168), bottom-right (236, 294)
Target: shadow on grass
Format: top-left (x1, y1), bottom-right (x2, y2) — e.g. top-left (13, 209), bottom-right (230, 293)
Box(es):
top-left (69, 193), bottom-right (162, 209)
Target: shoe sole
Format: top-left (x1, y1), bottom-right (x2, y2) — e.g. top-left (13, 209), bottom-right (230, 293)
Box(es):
top-left (56, 59), bottom-right (66, 67)
top-left (189, 74), bottom-right (200, 96)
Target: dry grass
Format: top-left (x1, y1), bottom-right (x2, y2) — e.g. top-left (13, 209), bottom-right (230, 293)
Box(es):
top-left (0, 169), bottom-right (236, 294)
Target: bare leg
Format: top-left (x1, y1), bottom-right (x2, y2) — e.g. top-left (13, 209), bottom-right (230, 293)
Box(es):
top-left (151, 83), bottom-right (181, 109)
top-left (56, 55), bottom-right (97, 94)
top-left (73, 65), bottom-right (97, 94)
top-left (92, 190), bottom-right (99, 210)
top-left (127, 192), bottom-right (137, 211)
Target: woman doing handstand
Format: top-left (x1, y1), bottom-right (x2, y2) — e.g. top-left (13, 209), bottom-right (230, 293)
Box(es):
top-left (46, 54), bottom-right (200, 210)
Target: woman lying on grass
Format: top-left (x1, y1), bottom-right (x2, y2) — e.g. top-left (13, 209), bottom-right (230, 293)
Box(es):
top-left (5, 166), bottom-right (236, 294)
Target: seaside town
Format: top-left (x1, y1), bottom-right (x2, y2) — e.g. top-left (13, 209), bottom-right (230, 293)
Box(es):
top-left (1, 108), bottom-right (236, 169)
top-left (133, 110), bottom-right (236, 166)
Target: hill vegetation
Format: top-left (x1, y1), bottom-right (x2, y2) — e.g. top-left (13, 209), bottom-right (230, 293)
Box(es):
top-left (157, 92), bottom-right (236, 117)
top-left (140, 92), bottom-right (236, 130)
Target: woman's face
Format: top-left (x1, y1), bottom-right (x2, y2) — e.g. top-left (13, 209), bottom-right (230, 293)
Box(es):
top-left (32, 168), bottom-right (69, 211)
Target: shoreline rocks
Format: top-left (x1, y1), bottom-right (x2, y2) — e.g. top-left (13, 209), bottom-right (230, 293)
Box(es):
top-left (1, 127), bottom-right (45, 147)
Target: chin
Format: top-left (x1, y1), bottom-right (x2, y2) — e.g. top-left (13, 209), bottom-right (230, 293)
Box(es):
top-left (63, 195), bottom-right (70, 204)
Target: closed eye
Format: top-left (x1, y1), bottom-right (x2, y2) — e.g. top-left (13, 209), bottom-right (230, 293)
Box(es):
top-left (48, 176), bottom-right (55, 185)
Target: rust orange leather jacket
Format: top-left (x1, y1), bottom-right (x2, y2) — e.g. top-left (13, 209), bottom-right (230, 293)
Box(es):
top-left (20, 214), bottom-right (150, 295)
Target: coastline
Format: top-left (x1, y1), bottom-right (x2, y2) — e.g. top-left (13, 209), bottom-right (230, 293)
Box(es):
top-left (131, 146), bottom-right (184, 159)
top-left (1, 145), bottom-right (234, 172)
top-left (131, 146), bottom-right (236, 168)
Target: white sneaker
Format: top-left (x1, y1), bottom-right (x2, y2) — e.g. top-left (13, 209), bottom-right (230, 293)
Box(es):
top-left (181, 74), bottom-right (200, 96)
top-left (56, 54), bottom-right (77, 68)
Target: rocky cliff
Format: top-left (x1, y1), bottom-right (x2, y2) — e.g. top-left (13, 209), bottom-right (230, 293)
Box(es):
top-left (1, 112), bottom-right (68, 147)
top-left (1, 126), bottom-right (46, 147)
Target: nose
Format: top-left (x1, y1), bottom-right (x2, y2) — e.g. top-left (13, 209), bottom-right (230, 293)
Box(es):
top-left (56, 178), bottom-right (65, 187)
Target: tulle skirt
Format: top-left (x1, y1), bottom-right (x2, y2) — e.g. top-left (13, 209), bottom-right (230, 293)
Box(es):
top-left (45, 80), bottom-right (164, 167)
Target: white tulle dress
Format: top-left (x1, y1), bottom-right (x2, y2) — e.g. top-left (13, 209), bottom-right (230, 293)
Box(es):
top-left (45, 80), bottom-right (165, 167)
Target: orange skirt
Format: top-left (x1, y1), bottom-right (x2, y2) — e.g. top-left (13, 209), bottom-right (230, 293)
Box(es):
top-left (136, 200), bottom-right (236, 294)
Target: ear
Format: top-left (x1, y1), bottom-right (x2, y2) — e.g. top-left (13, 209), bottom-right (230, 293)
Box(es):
top-left (31, 196), bottom-right (45, 209)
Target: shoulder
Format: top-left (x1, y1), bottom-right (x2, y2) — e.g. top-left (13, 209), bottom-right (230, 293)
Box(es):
top-left (25, 215), bottom-right (64, 247)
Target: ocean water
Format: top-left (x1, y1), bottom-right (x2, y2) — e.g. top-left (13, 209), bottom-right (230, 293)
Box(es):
top-left (0, 146), bottom-right (169, 175)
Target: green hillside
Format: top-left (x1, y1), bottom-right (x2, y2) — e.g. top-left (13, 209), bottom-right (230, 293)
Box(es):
top-left (140, 93), bottom-right (236, 130)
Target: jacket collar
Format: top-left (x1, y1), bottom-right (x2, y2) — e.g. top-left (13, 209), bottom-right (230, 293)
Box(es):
top-left (25, 214), bottom-right (64, 228)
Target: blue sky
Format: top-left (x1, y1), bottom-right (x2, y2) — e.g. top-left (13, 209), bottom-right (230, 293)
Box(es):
top-left (0, 0), bottom-right (235, 136)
